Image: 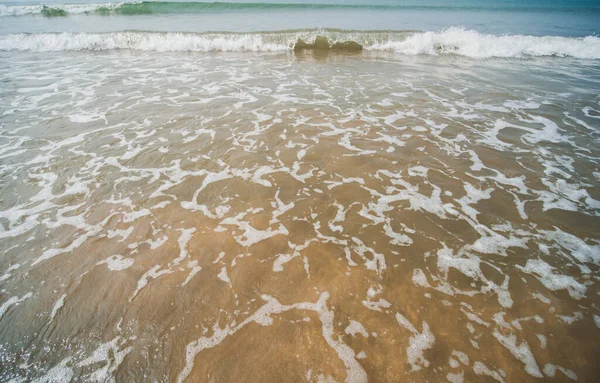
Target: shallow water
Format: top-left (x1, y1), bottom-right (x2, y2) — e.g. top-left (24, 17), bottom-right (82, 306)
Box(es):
top-left (0, 50), bottom-right (599, 382)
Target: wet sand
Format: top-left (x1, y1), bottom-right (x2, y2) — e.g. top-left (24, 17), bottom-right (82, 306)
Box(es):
top-left (0, 51), bottom-right (599, 382)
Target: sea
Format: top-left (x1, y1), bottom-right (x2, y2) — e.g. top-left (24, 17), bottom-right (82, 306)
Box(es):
top-left (0, 1), bottom-right (599, 382)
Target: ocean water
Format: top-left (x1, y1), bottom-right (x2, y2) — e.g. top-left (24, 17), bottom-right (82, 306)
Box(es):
top-left (1, 1), bottom-right (600, 382)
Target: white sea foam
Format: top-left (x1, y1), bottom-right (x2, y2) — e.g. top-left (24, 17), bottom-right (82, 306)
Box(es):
top-left (181, 262), bottom-right (202, 287)
top-left (221, 212), bottom-right (289, 247)
top-left (0, 32), bottom-right (290, 52)
top-left (369, 27), bottom-right (600, 59)
top-left (0, 263), bottom-right (20, 282)
top-left (543, 363), bottom-right (578, 380)
top-left (536, 334), bottom-right (547, 349)
top-left (473, 361), bottom-right (505, 382)
top-left (0, 292), bottom-right (33, 319)
top-left (0, 28), bottom-right (599, 59)
top-left (446, 371), bottom-right (464, 383)
top-left (516, 259), bottom-right (586, 300)
top-left (31, 358), bottom-right (74, 383)
top-left (492, 330), bottom-right (543, 378)
top-left (97, 255), bottom-right (134, 271)
top-left (345, 319), bottom-right (369, 338)
top-left (178, 292), bottom-right (367, 383)
top-left (395, 313), bottom-right (436, 371)
top-left (49, 294), bottom-right (67, 322)
top-left (217, 266), bottom-right (231, 285)
top-left (78, 336), bottom-right (134, 382)
top-left (436, 246), bottom-right (513, 308)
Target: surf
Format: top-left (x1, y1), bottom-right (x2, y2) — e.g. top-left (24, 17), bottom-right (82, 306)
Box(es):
top-left (1, 28), bottom-right (599, 59)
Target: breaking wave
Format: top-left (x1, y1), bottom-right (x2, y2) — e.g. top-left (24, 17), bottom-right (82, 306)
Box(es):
top-left (1, 28), bottom-right (599, 59)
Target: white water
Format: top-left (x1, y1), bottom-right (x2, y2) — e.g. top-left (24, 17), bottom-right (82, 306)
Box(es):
top-left (0, 2), bottom-right (126, 17)
top-left (370, 27), bottom-right (600, 59)
top-left (0, 28), bottom-right (599, 59)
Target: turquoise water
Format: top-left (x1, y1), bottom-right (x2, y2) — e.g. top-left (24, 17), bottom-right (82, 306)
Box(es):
top-left (0, 0), bottom-right (599, 36)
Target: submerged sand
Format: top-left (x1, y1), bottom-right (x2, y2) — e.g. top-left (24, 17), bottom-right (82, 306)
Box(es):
top-left (0, 51), bottom-right (599, 382)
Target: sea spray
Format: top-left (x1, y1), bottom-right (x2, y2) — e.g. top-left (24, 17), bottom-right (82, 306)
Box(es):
top-left (1, 28), bottom-right (599, 59)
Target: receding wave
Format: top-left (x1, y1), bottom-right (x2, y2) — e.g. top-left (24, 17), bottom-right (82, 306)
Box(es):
top-left (2, 1), bottom-right (599, 17)
top-left (1, 28), bottom-right (599, 59)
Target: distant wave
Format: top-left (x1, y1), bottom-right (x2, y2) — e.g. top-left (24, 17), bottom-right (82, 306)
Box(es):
top-left (2, 1), bottom-right (599, 17)
top-left (0, 3), bottom-right (125, 17)
top-left (1, 28), bottom-right (599, 59)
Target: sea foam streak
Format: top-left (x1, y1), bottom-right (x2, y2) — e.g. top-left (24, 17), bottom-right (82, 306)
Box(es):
top-left (0, 28), bottom-right (599, 58)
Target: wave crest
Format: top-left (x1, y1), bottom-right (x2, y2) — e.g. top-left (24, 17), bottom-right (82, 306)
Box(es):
top-left (1, 28), bottom-right (599, 59)
top-left (371, 27), bottom-right (600, 59)
top-left (0, 32), bottom-right (289, 52)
